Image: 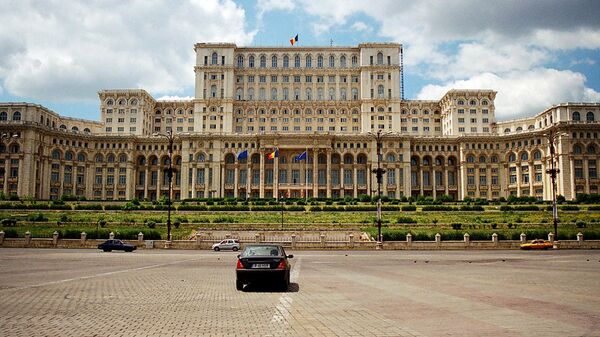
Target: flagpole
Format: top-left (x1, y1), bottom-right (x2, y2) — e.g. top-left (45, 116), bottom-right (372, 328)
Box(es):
top-left (305, 147), bottom-right (308, 202)
top-left (246, 151), bottom-right (250, 201)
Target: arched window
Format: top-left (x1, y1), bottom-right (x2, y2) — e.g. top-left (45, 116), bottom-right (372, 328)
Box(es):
top-left (65, 151), bottom-right (74, 161)
top-left (351, 88), bottom-right (358, 100)
top-left (248, 88), bottom-right (254, 100)
top-left (119, 154), bottom-right (127, 163)
top-left (329, 55), bottom-right (335, 68)
top-left (469, 99), bottom-right (477, 106)
top-left (467, 155), bottom-right (475, 163)
top-left (377, 52), bottom-right (383, 65)
top-left (448, 157), bottom-right (455, 166)
top-left (294, 55), bottom-right (300, 68)
top-left (340, 88), bottom-right (347, 100)
top-left (377, 85), bottom-right (384, 98)
top-left (340, 55), bottom-right (346, 68)
top-left (457, 99), bottom-right (465, 105)
top-left (9, 144), bottom-right (19, 153)
top-left (12, 111), bottom-right (21, 121)
top-left (95, 154), bottom-right (104, 162)
top-left (271, 88), bottom-right (278, 100)
top-left (504, 128), bottom-right (511, 133)
top-left (283, 55), bottom-right (289, 68)
top-left (225, 154), bottom-right (235, 164)
top-left (317, 55), bottom-right (323, 68)
top-left (248, 55), bottom-right (255, 68)
top-left (587, 111), bottom-right (595, 122)
top-left (328, 88), bottom-right (335, 101)
top-left (77, 153), bottom-right (86, 162)
top-left (516, 127), bottom-right (523, 132)
top-left (490, 155), bottom-right (498, 163)
top-left (211, 85), bottom-right (217, 98)
top-left (357, 154), bottom-right (367, 164)
top-left (387, 153), bottom-right (396, 162)
top-left (130, 98), bottom-right (138, 105)
top-left (211, 52), bottom-right (218, 65)
top-left (260, 55), bottom-right (266, 68)
top-left (52, 150), bottom-right (61, 159)
top-left (479, 155), bottom-right (486, 163)
top-left (107, 154), bottom-right (115, 163)
top-left (509, 153), bottom-right (516, 162)
top-left (520, 152), bottom-right (529, 161)
top-left (573, 111), bottom-right (580, 121)
top-left (306, 88), bottom-right (312, 101)
top-left (197, 153), bottom-right (206, 162)
top-left (71, 126), bottom-right (79, 132)
top-left (294, 88), bottom-right (300, 101)
top-left (344, 154), bottom-right (353, 164)
top-left (482, 100), bottom-right (488, 105)
top-left (0, 111), bottom-right (7, 121)
top-left (106, 99), bottom-right (114, 106)
top-left (305, 55), bottom-right (312, 68)
top-left (237, 55), bottom-right (244, 68)
top-left (533, 150), bottom-right (542, 160)
top-left (351, 55), bottom-right (358, 67)
top-left (587, 144), bottom-right (596, 154)
top-left (574, 145), bottom-right (582, 154)
top-left (118, 99), bottom-right (126, 106)
top-left (236, 88), bottom-right (243, 100)
top-left (138, 156), bottom-right (146, 165)
top-left (271, 55), bottom-right (277, 68)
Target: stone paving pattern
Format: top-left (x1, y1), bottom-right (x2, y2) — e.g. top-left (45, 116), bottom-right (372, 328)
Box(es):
top-left (0, 249), bottom-right (599, 336)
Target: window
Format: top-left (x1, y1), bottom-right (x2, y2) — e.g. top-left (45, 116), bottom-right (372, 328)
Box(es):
top-left (317, 55), bottom-right (323, 68)
top-left (237, 55), bottom-right (244, 68)
top-left (260, 55), bottom-right (266, 68)
top-left (211, 52), bottom-right (218, 65)
top-left (573, 111), bottom-right (581, 121)
top-left (377, 52), bottom-right (383, 65)
top-left (249, 55), bottom-right (255, 68)
top-left (305, 55), bottom-right (312, 68)
top-left (294, 55), bottom-right (300, 68)
top-left (271, 55), bottom-right (277, 68)
top-left (283, 55), bottom-right (289, 68)
top-left (12, 111), bottom-right (21, 121)
top-left (329, 55), bottom-right (335, 68)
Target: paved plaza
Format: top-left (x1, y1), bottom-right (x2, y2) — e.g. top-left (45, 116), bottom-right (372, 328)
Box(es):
top-left (0, 248), bottom-right (599, 337)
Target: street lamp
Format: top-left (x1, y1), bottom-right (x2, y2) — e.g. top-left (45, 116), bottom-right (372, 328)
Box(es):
top-left (368, 130), bottom-right (392, 243)
top-left (544, 130), bottom-right (566, 244)
top-left (153, 130), bottom-right (177, 245)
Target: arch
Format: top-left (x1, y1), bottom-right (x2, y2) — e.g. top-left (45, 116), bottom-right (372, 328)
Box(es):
top-left (587, 144), bottom-right (597, 154)
top-left (51, 149), bottom-right (62, 160)
top-left (422, 156), bottom-right (431, 166)
top-left (478, 155), bottom-right (487, 163)
top-left (129, 98), bottom-right (138, 105)
top-left (466, 154), bottom-right (475, 163)
top-left (196, 153), bottom-right (206, 162)
top-left (119, 154), bottom-right (128, 163)
top-left (573, 111), bottom-right (581, 121)
top-left (117, 98), bottom-right (126, 106)
top-left (83, 128), bottom-right (91, 133)
top-left (520, 151), bottom-right (529, 161)
top-left (283, 55), bottom-right (289, 68)
top-left (105, 98), bottom-right (114, 106)
top-left (0, 111), bottom-right (7, 121)
top-left (305, 54), bottom-right (312, 68)
top-left (64, 151), bottom-right (74, 161)
top-left (259, 55), bottom-right (266, 68)
top-left (357, 153), bottom-right (367, 164)
top-left (59, 124), bottom-right (67, 130)
top-left (435, 156), bottom-right (444, 166)
top-left (137, 155), bottom-right (147, 165)
top-left (573, 144), bottom-right (583, 154)
top-left (71, 126), bottom-right (79, 132)
top-left (516, 126), bottom-right (523, 132)
top-left (174, 156), bottom-right (182, 165)
top-left (12, 111), bottom-right (21, 121)
top-left (248, 55), bottom-right (255, 68)
top-left (386, 153), bottom-right (396, 162)
top-left (329, 54), bottom-right (335, 68)
top-left (294, 54), bottom-right (301, 68)
top-left (9, 143), bottom-right (20, 154)
top-left (318, 153), bottom-right (327, 164)
top-left (317, 55), bottom-right (323, 68)
top-left (225, 153), bottom-right (235, 164)
top-left (490, 155), bottom-right (499, 163)
top-left (469, 99), bottom-right (477, 106)
top-left (528, 125), bottom-right (534, 130)
top-left (107, 153), bottom-right (116, 163)
top-left (532, 150), bottom-right (542, 160)
top-left (351, 55), bottom-right (358, 67)
top-left (95, 153), bottom-right (104, 163)
top-left (77, 152), bottom-right (86, 162)
top-left (508, 152), bottom-right (516, 162)
top-left (504, 128), bottom-right (511, 133)
top-left (343, 153), bottom-right (354, 164)
top-left (237, 55), bottom-right (244, 68)
top-left (587, 111), bottom-right (595, 122)
top-left (148, 155), bottom-right (158, 166)
top-left (376, 52), bottom-right (383, 65)
top-left (271, 54), bottom-right (277, 68)
top-left (331, 153), bottom-right (341, 164)
top-left (211, 52), bottom-right (218, 65)
top-left (411, 156), bottom-right (420, 166)
top-left (448, 156), bottom-right (457, 166)
top-left (251, 153), bottom-right (260, 164)
top-left (161, 156), bottom-right (170, 166)
top-left (340, 55), bottom-right (347, 68)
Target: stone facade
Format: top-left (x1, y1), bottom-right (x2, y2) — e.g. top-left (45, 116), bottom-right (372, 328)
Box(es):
top-left (0, 42), bottom-right (599, 201)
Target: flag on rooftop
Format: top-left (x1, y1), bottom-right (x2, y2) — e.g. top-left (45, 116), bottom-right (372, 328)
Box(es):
top-left (290, 34), bottom-right (298, 46)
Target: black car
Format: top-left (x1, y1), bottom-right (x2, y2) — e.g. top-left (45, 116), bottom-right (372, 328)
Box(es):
top-left (98, 239), bottom-right (137, 252)
top-left (235, 244), bottom-right (293, 291)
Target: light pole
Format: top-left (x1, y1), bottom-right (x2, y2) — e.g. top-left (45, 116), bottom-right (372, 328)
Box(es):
top-left (1, 132), bottom-right (19, 198)
top-left (154, 130), bottom-right (177, 244)
top-left (368, 130), bottom-right (391, 243)
top-left (544, 130), bottom-right (564, 243)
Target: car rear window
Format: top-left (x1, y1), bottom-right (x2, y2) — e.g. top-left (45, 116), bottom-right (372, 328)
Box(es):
top-left (241, 246), bottom-right (280, 257)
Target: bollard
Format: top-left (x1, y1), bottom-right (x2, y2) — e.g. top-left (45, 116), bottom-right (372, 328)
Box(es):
top-left (291, 234), bottom-right (297, 249)
top-left (225, 233), bottom-right (231, 239)
top-left (520, 233), bottom-right (527, 243)
top-left (80, 232), bottom-right (87, 245)
top-left (492, 233), bottom-right (498, 245)
top-left (109, 232), bottom-right (115, 239)
top-left (25, 231), bottom-right (32, 246)
top-left (406, 233), bottom-right (412, 247)
top-left (348, 234), bottom-right (354, 249)
top-left (196, 232), bottom-right (202, 245)
top-left (52, 231), bottom-right (59, 246)
top-left (548, 233), bottom-right (555, 243)
top-left (255, 233), bottom-right (261, 243)
top-left (435, 233), bottom-right (441, 244)
top-left (138, 232), bottom-right (144, 244)
top-left (0, 230), bottom-right (4, 245)
top-left (320, 234), bottom-right (326, 248)
top-left (464, 233), bottom-right (470, 246)
top-left (577, 232), bottom-right (583, 243)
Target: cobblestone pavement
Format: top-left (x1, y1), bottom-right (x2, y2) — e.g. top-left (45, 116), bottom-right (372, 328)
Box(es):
top-left (0, 248), bottom-right (599, 337)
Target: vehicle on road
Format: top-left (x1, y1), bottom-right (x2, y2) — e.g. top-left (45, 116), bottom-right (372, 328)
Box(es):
top-left (212, 239), bottom-right (240, 251)
top-left (520, 239), bottom-right (553, 250)
top-left (98, 239), bottom-right (137, 252)
top-left (235, 244), bottom-right (293, 291)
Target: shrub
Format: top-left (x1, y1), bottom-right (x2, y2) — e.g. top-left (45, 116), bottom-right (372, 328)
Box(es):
top-left (212, 216), bottom-right (235, 223)
top-left (74, 204), bottom-right (103, 210)
top-left (1, 228), bottom-right (18, 238)
top-left (422, 206), bottom-right (456, 212)
top-left (460, 205), bottom-right (485, 211)
top-left (173, 220), bottom-right (181, 229)
top-left (208, 205), bottom-right (250, 211)
top-left (98, 220), bottom-right (107, 228)
top-left (397, 217), bottom-right (416, 224)
top-left (59, 214), bottom-right (70, 222)
top-left (285, 206), bottom-right (306, 212)
top-left (146, 221), bottom-right (156, 229)
top-left (560, 205), bottom-right (580, 211)
top-left (589, 206), bottom-right (600, 211)
top-left (576, 222), bottom-right (586, 229)
top-left (359, 194), bottom-right (372, 202)
top-left (402, 205), bottom-right (417, 211)
top-left (27, 213), bottom-right (48, 222)
top-left (513, 205), bottom-right (539, 211)
top-left (451, 223), bottom-right (462, 230)
top-left (1, 218), bottom-right (17, 226)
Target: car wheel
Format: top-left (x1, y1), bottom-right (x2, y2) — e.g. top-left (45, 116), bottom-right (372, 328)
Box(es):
top-left (213, 246), bottom-right (220, 251)
top-left (232, 247), bottom-right (238, 251)
top-left (103, 249), bottom-right (109, 252)
top-left (236, 279), bottom-right (244, 291)
top-left (125, 249), bottom-right (132, 252)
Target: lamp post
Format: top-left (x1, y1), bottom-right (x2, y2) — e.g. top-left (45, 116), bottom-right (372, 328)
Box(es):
top-left (1, 132), bottom-right (19, 198)
top-left (544, 130), bottom-right (564, 244)
top-left (368, 130), bottom-right (391, 243)
top-left (154, 130), bottom-right (177, 245)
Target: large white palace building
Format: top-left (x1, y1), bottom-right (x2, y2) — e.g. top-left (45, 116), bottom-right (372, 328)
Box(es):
top-left (0, 42), bottom-right (599, 201)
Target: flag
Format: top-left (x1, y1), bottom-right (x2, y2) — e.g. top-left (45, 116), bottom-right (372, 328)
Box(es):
top-left (267, 148), bottom-right (279, 159)
top-left (290, 34), bottom-right (298, 46)
top-left (237, 149), bottom-right (248, 160)
top-left (295, 151), bottom-right (307, 161)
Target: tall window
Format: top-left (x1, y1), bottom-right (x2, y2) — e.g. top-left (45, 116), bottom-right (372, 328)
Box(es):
top-left (211, 52), bottom-right (218, 65)
top-left (237, 55), bottom-right (243, 68)
top-left (260, 55), bottom-right (266, 68)
top-left (329, 55), bottom-right (335, 68)
top-left (271, 55), bottom-right (277, 68)
top-left (340, 55), bottom-right (346, 68)
top-left (377, 52), bottom-right (383, 65)
top-left (294, 55), bottom-right (300, 68)
top-left (377, 85), bottom-right (384, 98)
top-left (573, 111), bottom-right (581, 121)
top-left (317, 55), bottom-right (323, 68)
top-left (306, 55), bottom-right (312, 68)
top-left (283, 55), bottom-right (289, 68)
top-left (351, 55), bottom-right (358, 67)
top-left (249, 55), bottom-right (255, 68)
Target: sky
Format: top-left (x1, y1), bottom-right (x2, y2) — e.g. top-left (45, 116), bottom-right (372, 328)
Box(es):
top-left (1, 0), bottom-right (599, 121)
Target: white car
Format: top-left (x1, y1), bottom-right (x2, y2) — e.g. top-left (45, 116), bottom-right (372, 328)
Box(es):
top-left (212, 239), bottom-right (240, 251)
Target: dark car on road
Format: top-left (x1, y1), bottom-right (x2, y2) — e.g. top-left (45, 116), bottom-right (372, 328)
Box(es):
top-left (98, 239), bottom-right (137, 252)
top-left (235, 244), bottom-right (293, 291)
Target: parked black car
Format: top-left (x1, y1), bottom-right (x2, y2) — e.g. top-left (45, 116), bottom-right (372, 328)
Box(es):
top-left (98, 239), bottom-right (136, 252)
top-left (235, 244), bottom-right (293, 291)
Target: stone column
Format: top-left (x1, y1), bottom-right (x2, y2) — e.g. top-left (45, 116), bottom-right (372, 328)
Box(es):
top-left (246, 163), bottom-right (252, 198)
top-left (326, 150), bottom-right (332, 198)
top-left (419, 168), bottom-right (424, 196)
top-left (3, 159), bottom-right (9, 195)
top-left (157, 166), bottom-right (162, 199)
top-left (353, 165), bottom-right (358, 198)
top-left (444, 167), bottom-right (449, 196)
top-left (569, 157), bottom-right (575, 199)
top-left (191, 166), bottom-right (197, 198)
top-left (583, 159), bottom-right (590, 194)
top-left (101, 167), bottom-right (107, 199)
top-left (259, 150), bottom-right (265, 198)
top-left (144, 166), bottom-right (149, 199)
top-left (234, 164), bottom-right (239, 198)
top-left (273, 156), bottom-right (279, 199)
top-left (59, 164), bottom-right (65, 196)
top-left (220, 164), bottom-right (225, 198)
top-left (432, 170), bottom-right (437, 199)
top-left (312, 149), bottom-right (318, 198)
top-left (516, 165), bottom-right (521, 197)
top-left (126, 162), bottom-right (134, 200)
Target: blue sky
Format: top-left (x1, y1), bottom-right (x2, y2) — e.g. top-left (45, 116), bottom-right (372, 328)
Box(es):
top-left (0, 0), bottom-right (599, 121)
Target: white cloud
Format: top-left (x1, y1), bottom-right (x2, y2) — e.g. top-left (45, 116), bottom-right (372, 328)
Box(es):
top-left (351, 21), bottom-right (371, 32)
top-left (417, 69), bottom-right (600, 120)
top-left (0, 0), bottom-right (256, 103)
top-left (157, 95), bottom-right (195, 101)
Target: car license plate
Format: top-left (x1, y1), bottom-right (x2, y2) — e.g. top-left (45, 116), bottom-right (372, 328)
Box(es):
top-left (252, 263), bottom-right (270, 269)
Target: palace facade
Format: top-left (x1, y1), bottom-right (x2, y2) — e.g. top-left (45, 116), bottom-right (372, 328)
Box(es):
top-left (0, 42), bottom-right (599, 201)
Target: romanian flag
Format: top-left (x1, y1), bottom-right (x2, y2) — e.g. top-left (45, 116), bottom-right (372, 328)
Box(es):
top-left (267, 148), bottom-right (279, 159)
top-left (290, 34), bottom-right (298, 46)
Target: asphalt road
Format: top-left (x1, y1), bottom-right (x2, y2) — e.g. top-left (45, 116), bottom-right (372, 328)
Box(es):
top-left (0, 248), bottom-right (599, 337)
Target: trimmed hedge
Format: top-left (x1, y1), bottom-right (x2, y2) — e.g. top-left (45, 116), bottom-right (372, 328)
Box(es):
top-left (422, 206), bottom-right (457, 212)
top-left (177, 205), bottom-right (209, 211)
top-left (401, 205), bottom-right (417, 211)
top-left (74, 204), bottom-right (103, 210)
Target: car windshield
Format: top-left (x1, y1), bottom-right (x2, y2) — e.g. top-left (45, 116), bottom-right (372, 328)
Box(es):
top-left (242, 246), bottom-right (280, 257)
